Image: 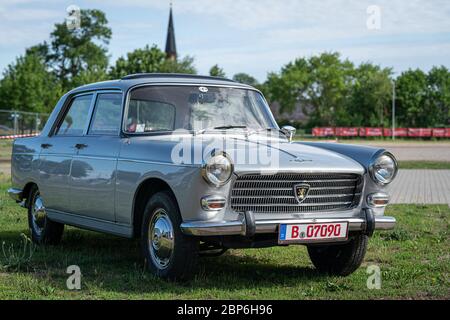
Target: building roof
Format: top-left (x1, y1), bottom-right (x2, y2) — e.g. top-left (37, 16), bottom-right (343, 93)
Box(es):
top-left (165, 6), bottom-right (177, 59)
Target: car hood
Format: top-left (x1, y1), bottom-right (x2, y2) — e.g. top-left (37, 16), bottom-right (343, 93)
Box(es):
top-left (218, 136), bottom-right (365, 174)
top-left (153, 133), bottom-right (364, 174)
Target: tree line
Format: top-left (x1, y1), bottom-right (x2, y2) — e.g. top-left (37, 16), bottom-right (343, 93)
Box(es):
top-left (0, 9), bottom-right (448, 129)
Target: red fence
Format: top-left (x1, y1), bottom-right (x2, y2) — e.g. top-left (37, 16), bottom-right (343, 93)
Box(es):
top-left (312, 127), bottom-right (450, 138)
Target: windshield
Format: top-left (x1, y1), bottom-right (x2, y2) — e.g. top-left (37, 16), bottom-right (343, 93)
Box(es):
top-left (124, 85), bottom-right (277, 133)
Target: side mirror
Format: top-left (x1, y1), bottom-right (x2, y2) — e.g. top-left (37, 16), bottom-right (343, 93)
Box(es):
top-left (281, 125), bottom-right (296, 142)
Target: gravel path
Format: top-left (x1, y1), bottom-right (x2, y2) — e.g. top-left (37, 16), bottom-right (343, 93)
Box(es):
top-left (387, 169), bottom-right (450, 204)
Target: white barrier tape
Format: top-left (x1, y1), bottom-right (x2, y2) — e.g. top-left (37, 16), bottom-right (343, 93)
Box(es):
top-left (0, 133), bottom-right (39, 140)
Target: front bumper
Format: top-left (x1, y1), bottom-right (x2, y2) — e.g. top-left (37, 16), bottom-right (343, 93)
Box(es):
top-left (181, 210), bottom-right (396, 237)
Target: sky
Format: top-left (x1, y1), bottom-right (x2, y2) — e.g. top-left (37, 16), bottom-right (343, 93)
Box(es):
top-left (0, 0), bottom-right (449, 82)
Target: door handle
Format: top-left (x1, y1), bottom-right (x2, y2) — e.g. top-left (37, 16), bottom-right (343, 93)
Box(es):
top-left (74, 143), bottom-right (88, 150)
top-left (41, 143), bottom-right (52, 149)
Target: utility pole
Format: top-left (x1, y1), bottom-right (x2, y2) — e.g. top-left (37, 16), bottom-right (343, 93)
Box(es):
top-left (392, 80), bottom-right (396, 140)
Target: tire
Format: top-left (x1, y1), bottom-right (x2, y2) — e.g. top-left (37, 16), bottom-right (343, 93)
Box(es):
top-left (141, 191), bottom-right (199, 280)
top-left (307, 233), bottom-right (368, 276)
top-left (27, 185), bottom-right (64, 245)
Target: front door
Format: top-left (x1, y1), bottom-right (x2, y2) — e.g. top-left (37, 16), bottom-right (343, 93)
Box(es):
top-left (39, 94), bottom-right (93, 212)
top-left (69, 92), bottom-right (123, 222)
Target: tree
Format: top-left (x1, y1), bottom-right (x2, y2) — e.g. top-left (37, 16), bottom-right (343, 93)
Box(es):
top-left (44, 9), bottom-right (112, 89)
top-left (109, 45), bottom-right (196, 78)
top-left (0, 51), bottom-right (62, 114)
top-left (232, 73), bottom-right (259, 86)
top-left (427, 66), bottom-right (450, 126)
top-left (209, 64), bottom-right (226, 77)
top-left (265, 52), bottom-right (354, 127)
top-left (348, 63), bottom-right (392, 127)
top-left (395, 69), bottom-right (430, 127)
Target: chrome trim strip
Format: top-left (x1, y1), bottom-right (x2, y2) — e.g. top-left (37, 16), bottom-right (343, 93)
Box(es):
top-left (232, 193), bottom-right (360, 199)
top-left (117, 158), bottom-right (199, 168)
top-left (232, 202), bottom-right (354, 207)
top-left (180, 216), bottom-right (396, 236)
top-left (7, 188), bottom-right (23, 202)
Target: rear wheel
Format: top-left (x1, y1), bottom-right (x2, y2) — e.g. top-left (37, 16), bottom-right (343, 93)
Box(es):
top-left (141, 191), bottom-right (199, 280)
top-left (27, 185), bottom-right (64, 245)
top-left (307, 233), bottom-right (368, 276)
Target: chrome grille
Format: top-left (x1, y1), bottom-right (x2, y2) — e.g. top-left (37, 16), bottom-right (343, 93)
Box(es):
top-left (230, 173), bottom-right (363, 213)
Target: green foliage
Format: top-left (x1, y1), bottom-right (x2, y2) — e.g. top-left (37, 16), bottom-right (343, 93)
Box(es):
top-left (426, 66), bottom-right (450, 127)
top-left (109, 45), bottom-right (196, 78)
top-left (1, 233), bottom-right (35, 271)
top-left (265, 52), bottom-right (449, 128)
top-left (0, 51), bottom-right (62, 113)
top-left (209, 64), bottom-right (226, 77)
top-left (266, 52), bottom-right (355, 127)
top-left (348, 63), bottom-right (393, 127)
top-left (395, 69), bottom-right (430, 127)
top-left (233, 73), bottom-right (259, 86)
top-left (45, 9), bottom-right (112, 90)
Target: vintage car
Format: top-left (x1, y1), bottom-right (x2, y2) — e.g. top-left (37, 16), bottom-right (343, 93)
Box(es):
top-left (8, 73), bottom-right (397, 280)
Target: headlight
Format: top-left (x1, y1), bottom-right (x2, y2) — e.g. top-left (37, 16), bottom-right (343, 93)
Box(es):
top-left (369, 152), bottom-right (398, 185)
top-left (202, 151), bottom-right (233, 187)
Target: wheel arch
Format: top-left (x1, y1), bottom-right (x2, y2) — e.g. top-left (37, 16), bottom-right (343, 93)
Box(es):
top-left (131, 177), bottom-right (180, 238)
top-left (22, 181), bottom-right (38, 206)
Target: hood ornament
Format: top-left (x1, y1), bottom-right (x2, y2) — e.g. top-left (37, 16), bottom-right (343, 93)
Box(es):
top-left (290, 157), bottom-right (312, 163)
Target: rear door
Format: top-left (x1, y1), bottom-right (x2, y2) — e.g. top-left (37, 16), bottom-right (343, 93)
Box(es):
top-left (39, 94), bottom-right (93, 212)
top-left (69, 91), bottom-right (123, 221)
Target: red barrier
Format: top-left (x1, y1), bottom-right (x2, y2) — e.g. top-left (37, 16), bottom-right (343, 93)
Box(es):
top-left (360, 127), bottom-right (383, 137)
top-left (312, 127), bottom-right (449, 138)
top-left (383, 128), bottom-right (408, 137)
top-left (312, 127), bottom-right (335, 137)
top-left (335, 127), bottom-right (359, 137)
top-left (432, 128), bottom-right (446, 137)
top-left (0, 133), bottom-right (39, 140)
top-left (408, 128), bottom-right (432, 137)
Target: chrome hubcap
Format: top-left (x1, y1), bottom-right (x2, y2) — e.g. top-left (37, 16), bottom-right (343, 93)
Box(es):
top-left (32, 194), bottom-right (46, 236)
top-left (148, 209), bottom-right (174, 269)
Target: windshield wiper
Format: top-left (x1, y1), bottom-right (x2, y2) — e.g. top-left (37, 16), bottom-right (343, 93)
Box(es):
top-left (213, 125), bottom-right (247, 130)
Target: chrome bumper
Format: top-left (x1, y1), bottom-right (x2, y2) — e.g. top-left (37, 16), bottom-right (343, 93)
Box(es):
top-left (7, 188), bottom-right (23, 202)
top-left (180, 211), bottom-right (396, 237)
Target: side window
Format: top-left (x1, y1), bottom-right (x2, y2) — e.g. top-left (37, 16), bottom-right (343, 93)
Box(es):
top-left (56, 94), bottom-right (93, 136)
top-left (89, 93), bottom-right (123, 135)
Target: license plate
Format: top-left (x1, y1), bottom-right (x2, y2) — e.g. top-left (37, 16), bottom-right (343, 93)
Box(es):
top-left (278, 222), bottom-right (349, 244)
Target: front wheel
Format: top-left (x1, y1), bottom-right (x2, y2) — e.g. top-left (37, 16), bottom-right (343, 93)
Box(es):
top-left (27, 185), bottom-right (64, 245)
top-left (141, 191), bottom-right (199, 280)
top-left (307, 233), bottom-right (368, 276)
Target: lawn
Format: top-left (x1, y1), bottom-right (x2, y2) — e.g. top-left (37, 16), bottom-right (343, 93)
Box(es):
top-left (0, 173), bottom-right (449, 300)
top-left (398, 161), bottom-right (450, 170)
top-left (0, 141), bottom-right (12, 160)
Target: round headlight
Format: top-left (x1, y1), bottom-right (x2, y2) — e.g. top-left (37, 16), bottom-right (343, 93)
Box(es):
top-left (202, 152), bottom-right (233, 187)
top-left (369, 152), bottom-right (398, 185)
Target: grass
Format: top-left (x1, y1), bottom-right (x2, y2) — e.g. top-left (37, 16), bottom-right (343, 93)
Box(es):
top-left (399, 161), bottom-right (450, 170)
top-left (0, 173), bottom-right (449, 299)
top-left (0, 141), bottom-right (12, 160)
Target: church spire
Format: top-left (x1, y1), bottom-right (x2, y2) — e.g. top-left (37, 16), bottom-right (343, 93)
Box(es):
top-left (165, 3), bottom-right (177, 60)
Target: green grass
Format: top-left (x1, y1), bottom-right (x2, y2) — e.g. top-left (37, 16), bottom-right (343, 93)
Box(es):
top-left (0, 174), bottom-right (448, 299)
top-left (399, 161), bottom-right (450, 170)
top-left (0, 141), bottom-right (12, 159)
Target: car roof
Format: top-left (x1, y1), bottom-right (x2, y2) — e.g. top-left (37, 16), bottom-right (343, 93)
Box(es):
top-left (68, 73), bottom-right (254, 95)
